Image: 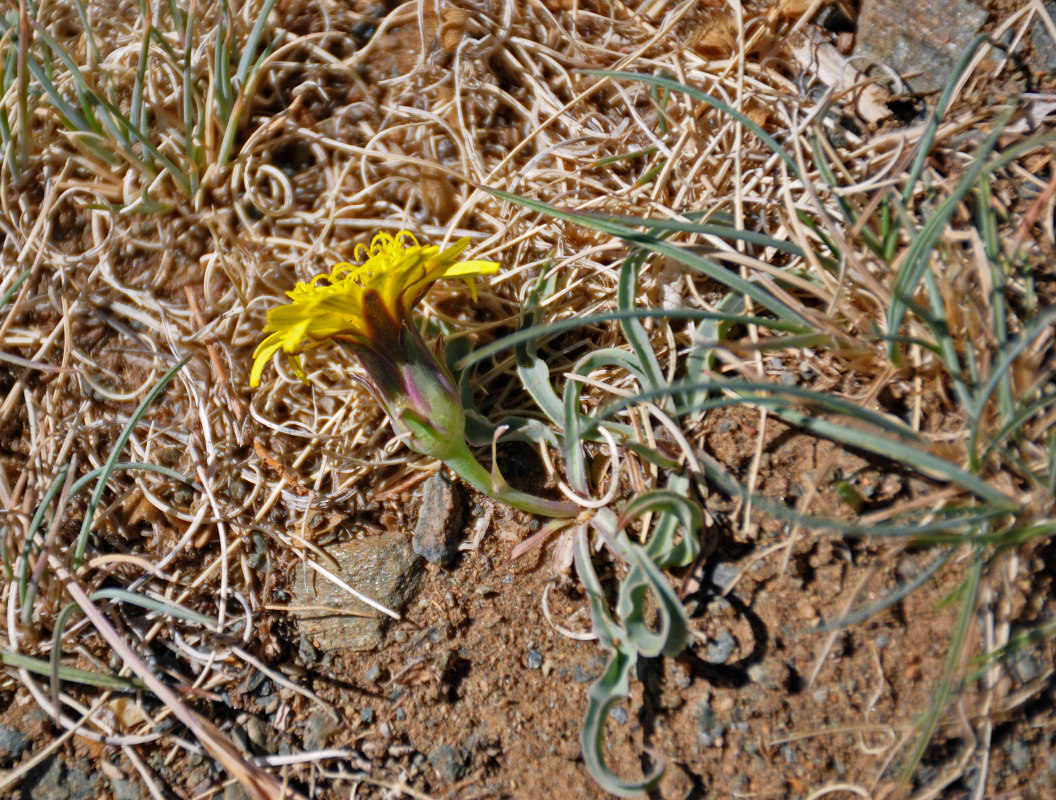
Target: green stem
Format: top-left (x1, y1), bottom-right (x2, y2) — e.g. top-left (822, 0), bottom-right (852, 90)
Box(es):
top-left (441, 437), bottom-right (579, 518)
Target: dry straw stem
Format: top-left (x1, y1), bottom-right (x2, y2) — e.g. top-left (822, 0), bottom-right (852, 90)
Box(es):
top-left (0, 0), bottom-right (1053, 796)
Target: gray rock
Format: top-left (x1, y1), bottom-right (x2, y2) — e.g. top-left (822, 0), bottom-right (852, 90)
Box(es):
top-left (854, 0), bottom-right (987, 93)
top-left (696, 707), bottom-right (725, 747)
top-left (110, 778), bottom-right (144, 800)
top-left (1029, 4), bottom-right (1056, 75)
top-left (747, 659), bottom-right (790, 691)
top-left (706, 631), bottom-right (737, 665)
top-left (572, 654), bottom-right (607, 684)
top-left (0, 725), bottom-right (26, 761)
top-left (26, 757), bottom-right (68, 800)
top-left (709, 562), bottom-right (740, 592)
top-left (1010, 653), bottom-right (1043, 683)
top-left (360, 707), bottom-right (375, 724)
top-left (610, 706), bottom-right (628, 724)
top-left (527, 649), bottom-right (542, 669)
top-left (246, 716), bottom-right (268, 749)
top-left (1010, 739), bottom-right (1032, 773)
top-left (66, 767), bottom-right (97, 800)
top-left (223, 784), bottom-right (251, 800)
top-left (292, 532), bottom-right (424, 651)
top-left (428, 743), bottom-right (463, 783)
top-left (303, 713), bottom-right (342, 750)
top-left (412, 472), bottom-right (462, 565)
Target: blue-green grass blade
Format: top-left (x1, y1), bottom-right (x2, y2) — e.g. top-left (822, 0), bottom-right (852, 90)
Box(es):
top-left (616, 541), bottom-right (689, 657)
top-left (514, 266), bottom-right (564, 426)
top-left (74, 357), bottom-right (190, 568)
top-left (813, 548), bottom-right (952, 632)
top-left (1, 268), bottom-right (29, 311)
top-left (898, 551), bottom-right (982, 787)
top-left (574, 210), bottom-right (807, 257)
top-left (617, 487), bottom-right (702, 568)
top-left (91, 588), bottom-right (218, 628)
top-left (618, 249), bottom-right (670, 411)
top-left (484, 187), bottom-right (808, 324)
top-left (18, 464), bottom-right (69, 605)
top-left (563, 349), bottom-right (645, 493)
top-left (685, 292), bottom-right (744, 420)
top-left (21, 459), bottom-right (199, 605)
top-left (888, 104), bottom-right (1016, 359)
top-left (968, 303), bottom-right (1056, 469)
top-left (902, 34), bottom-right (996, 205)
top-left (582, 69), bottom-right (799, 179)
top-left (1, 649), bottom-right (143, 690)
top-left (456, 307), bottom-right (808, 372)
top-left (574, 527), bottom-right (661, 797)
top-left (216, 0), bottom-right (279, 169)
top-left (129, 0), bottom-right (151, 143)
top-left (577, 377), bottom-right (1010, 504)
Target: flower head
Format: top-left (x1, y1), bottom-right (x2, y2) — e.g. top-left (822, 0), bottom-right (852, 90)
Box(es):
top-left (251, 229), bottom-right (578, 519)
top-left (250, 231), bottom-right (499, 388)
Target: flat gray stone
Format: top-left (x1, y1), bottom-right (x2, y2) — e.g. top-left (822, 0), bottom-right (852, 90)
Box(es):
top-left (854, 0), bottom-right (987, 93)
top-left (292, 532), bottom-right (424, 652)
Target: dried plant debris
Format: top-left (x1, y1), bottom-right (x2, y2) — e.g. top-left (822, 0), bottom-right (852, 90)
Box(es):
top-left (0, 1), bottom-right (1054, 799)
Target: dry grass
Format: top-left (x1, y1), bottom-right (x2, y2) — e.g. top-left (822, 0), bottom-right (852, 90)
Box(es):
top-left (1, 0), bottom-right (1054, 798)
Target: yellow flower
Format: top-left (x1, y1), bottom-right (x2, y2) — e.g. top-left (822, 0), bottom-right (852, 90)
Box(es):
top-left (250, 231), bottom-right (499, 388)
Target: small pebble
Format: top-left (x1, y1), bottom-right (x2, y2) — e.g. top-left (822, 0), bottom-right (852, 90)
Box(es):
top-left (706, 631), bottom-right (736, 664)
top-left (874, 634), bottom-right (890, 649)
top-left (395, 707), bottom-right (407, 721)
top-left (709, 563), bottom-right (740, 591)
top-left (365, 663), bottom-right (381, 682)
top-left (0, 726), bottom-right (26, 760)
top-left (747, 659), bottom-right (789, 690)
top-left (527, 649), bottom-right (543, 669)
top-left (428, 744), bottom-right (463, 783)
top-left (696, 707), bottom-right (726, 747)
top-left (610, 706), bottom-right (628, 724)
top-left (781, 744), bottom-right (797, 764)
top-left (1010, 739), bottom-right (1031, 773)
top-left (360, 707), bottom-right (375, 724)
top-left (1011, 654), bottom-right (1043, 683)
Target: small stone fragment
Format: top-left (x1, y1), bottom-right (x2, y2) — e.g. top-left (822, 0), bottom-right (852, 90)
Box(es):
top-left (413, 472), bottom-right (463, 565)
top-left (0, 725), bottom-right (26, 761)
top-left (303, 714), bottom-right (341, 750)
top-left (696, 707), bottom-right (726, 747)
top-left (706, 631), bottom-right (737, 665)
top-left (527, 649), bottom-right (543, 669)
top-left (428, 743), bottom-right (463, 783)
top-left (747, 658), bottom-right (790, 691)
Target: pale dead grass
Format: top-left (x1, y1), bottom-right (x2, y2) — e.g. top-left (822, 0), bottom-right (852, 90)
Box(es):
top-left (0, 0), bottom-right (1054, 798)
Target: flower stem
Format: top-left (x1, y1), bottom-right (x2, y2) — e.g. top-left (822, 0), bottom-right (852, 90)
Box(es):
top-left (440, 437), bottom-right (579, 518)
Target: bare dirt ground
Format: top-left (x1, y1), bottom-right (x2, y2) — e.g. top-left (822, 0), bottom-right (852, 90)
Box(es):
top-left (1, 1), bottom-right (1055, 799)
